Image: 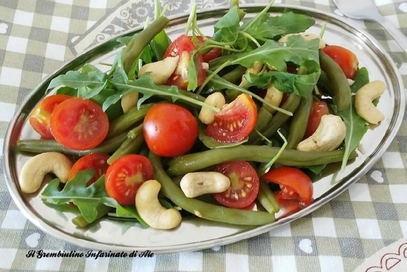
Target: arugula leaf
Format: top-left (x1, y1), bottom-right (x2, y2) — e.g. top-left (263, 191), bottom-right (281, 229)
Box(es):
top-left (211, 35), bottom-right (320, 72)
top-left (243, 62), bottom-right (320, 97)
top-left (108, 73), bottom-right (218, 112)
top-left (115, 203), bottom-right (149, 227)
top-left (41, 170), bottom-right (114, 223)
top-left (212, 5), bottom-right (242, 45)
top-left (49, 64), bottom-right (107, 93)
top-left (338, 99), bottom-right (369, 170)
top-left (264, 12), bottom-right (315, 37)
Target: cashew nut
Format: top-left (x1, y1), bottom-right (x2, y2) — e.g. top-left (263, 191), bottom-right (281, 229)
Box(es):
top-left (136, 179), bottom-right (182, 230)
top-left (263, 84), bottom-right (284, 113)
top-left (239, 61), bottom-right (263, 87)
top-left (121, 92), bottom-right (139, 113)
top-left (355, 80), bottom-right (385, 125)
top-left (198, 92), bottom-right (226, 124)
top-left (297, 114), bottom-right (346, 151)
top-left (19, 152), bottom-right (73, 194)
top-left (279, 33), bottom-right (326, 49)
top-left (138, 56), bottom-right (179, 85)
top-left (180, 172), bottom-right (230, 198)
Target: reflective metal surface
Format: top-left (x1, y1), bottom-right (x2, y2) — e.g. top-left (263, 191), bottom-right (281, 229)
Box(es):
top-left (3, 5), bottom-right (405, 253)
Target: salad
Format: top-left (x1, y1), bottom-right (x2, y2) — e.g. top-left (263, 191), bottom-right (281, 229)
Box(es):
top-left (16, 0), bottom-right (385, 230)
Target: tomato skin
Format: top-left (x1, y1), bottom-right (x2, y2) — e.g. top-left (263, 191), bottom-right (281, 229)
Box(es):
top-left (195, 36), bottom-right (222, 62)
top-left (164, 34), bottom-right (206, 89)
top-left (28, 94), bottom-right (71, 139)
top-left (68, 153), bottom-right (110, 186)
top-left (304, 101), bottom-right (329, 138)
top-left (322, 45), bottom-right (359, 79)
top-left (50, 97), bottom-right (109, 150)
top-left (143, 103), bottom-right (198, 157)
top-left (262, 167), bottom-right (313, 207)
top-left (205, 94), bottom-right (257, 143)
top-left (105, 154), bottom-right (154, 206)
top-left (213, 161), bottom-right (260, 209)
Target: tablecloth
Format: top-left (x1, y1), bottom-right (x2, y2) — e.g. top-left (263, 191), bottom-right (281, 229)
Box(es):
top-left (1, 0), bottom-right (407, 271)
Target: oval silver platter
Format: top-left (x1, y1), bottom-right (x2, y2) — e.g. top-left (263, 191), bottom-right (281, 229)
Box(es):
top-left (3, 4), bottom-right (405, 253)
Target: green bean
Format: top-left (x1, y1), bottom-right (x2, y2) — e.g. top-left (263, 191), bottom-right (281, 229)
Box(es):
top-left (149, 152), bottom-right (276, 226)
top-left (221, 65), bottom-right (247, 84)
top-left (107, 104), bottom-right (152, 138)
top-left (17, 132), bottom-right (128, 156)
top-left (319, 50), bottom-right (351, 112)
top-left (167, 145), bottom-right (356, 176)
top-left (286, 93), bottom-right (313, 149)
top-left (72, 205), bottom-right (112, 228)
top-left (250, 94), bottom-right (301, 145)
top-left (122, 16), bottom-right (169, 73)
top-left (257, 180), bottom-right (280, 214)
top-left (107, 124), bottom-right (144, 164)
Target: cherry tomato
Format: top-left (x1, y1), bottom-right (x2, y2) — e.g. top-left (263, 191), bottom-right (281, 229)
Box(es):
top-left (195, 36), bottom-right (222, 62)
top-left (322, 45), bottom-right (359, 79)
top-left (68, 153), bottom-right (110, 186)
top-left (163, 34), bottom-right (206, 89)
top-left (262, 167), bottom-right (313, 217)
top-left (274, 194), bottom-right (303, 219)
top-left (304, 101), bottom-right (329, 138)
top-left (50, 97), bottom-right (109, 150)
top-left (143, 103), bottom-right (198, 157)
top-left (213, 161), bottom-right (260, 209)
top-left (28, 94), bottom-right (71, 139)
top-left (205, 94), bottom-right (257, 143)
top-left (105, 154), bottom-right (154, 206)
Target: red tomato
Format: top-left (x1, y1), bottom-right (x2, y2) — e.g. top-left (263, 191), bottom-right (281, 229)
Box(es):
top-left (262, 167), bottom-right (313, 217)
top-left (143, 103), bottom-right (198, 157)
top-left (68, 153), bottom-right (110, 186)
top-left (105, 154), bottom-right (154, 206)
top-left (164, 34), bottom-right (206, 89)
top-left (213, 161), bottom-right (260, 209)
top-left (195, 36), bottom-right (222, 62)
top-left (322, 45), bottom-right (359, 79)
top-left (304, 101), bottom-right (329, 138)
top-left (274, 194), bottom-right (303, 219)
top-left (50, 97), bottom-right (109, 150)
top-left (205, 94), bottom-right (257, 143)
top-left (28, 94), bottom-right (71, 139)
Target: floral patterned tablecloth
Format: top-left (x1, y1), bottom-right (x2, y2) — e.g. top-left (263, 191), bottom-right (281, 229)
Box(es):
top-left (1, 0), bottom-right (407, 271)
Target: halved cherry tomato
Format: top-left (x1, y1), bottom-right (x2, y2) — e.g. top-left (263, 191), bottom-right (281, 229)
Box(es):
top-left (50, 97), bottom-right (109, 150)
top-left (213, 161), bottom-right (260, 209)
top-left (304, 101), bottom-right (329, 138)
top-left (105, 154), bottom-right (154, 206)
top-left (163, 34), bottom-right (206, 89)
top-left (274, 194), bottom-right (303, 219)
top-left (28, 94), bottom-right (71, 139)
top-left (322, 45), bottom-right (359, 79)
top-left (205, 93), bottom-right (257, 143)
top-left (68, 153), bottom-right (110, 186)
top-left (195, 36), bottom-right (222, 62)
top-left (262, 167), bottom-right (313, 218)
top-left (143, 103), bottom-right (198, 157)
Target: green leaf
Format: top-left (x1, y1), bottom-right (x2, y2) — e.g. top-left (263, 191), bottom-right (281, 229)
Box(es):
top-left (264, 12), bottom-right (315, 36)
top-left (338, 99), bottom-right (369, 170)
top-left (115, 203), bottom-right (149, 227)
top-left (108, 73), bottom-right (217, 112)
top-left (212, 6), bottom-right (242, 44)
top-left (41, 170), bottom-right (111, 223)
top-left (211, 35), bottom-right (320, 72)
top-left (351, 67), bottom-right (370, 93)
